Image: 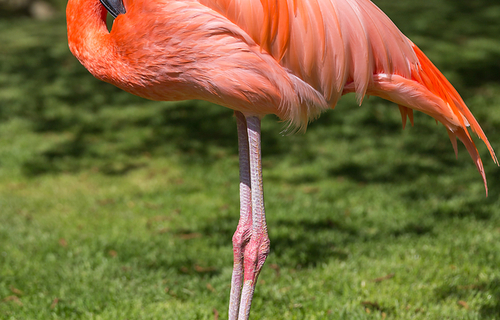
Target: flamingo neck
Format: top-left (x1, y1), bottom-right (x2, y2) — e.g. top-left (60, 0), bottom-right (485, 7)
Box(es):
top-left (67, 0), bottom-right (117, 82)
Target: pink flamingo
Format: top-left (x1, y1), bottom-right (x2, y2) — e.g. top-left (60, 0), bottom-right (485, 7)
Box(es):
top-left (66, 0), bottom-right (497, 318)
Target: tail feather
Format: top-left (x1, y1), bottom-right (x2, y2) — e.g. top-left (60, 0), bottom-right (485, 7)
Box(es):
top-left (409, 43), bottom-right (497, 165)
top-left (446, 128), bottom-right (459, 159)
top-left (455, 127), bottom-right (488, 196)
top-left (365, 42), bottom-right (497, 193)
top-left (398, 105), bottom-right (414, 129)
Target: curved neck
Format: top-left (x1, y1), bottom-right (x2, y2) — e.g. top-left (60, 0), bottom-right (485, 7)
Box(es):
top-left (67, 0), bottom-right (116, 81)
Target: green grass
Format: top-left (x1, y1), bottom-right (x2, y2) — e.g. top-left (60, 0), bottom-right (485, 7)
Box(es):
top-left (1, 1), bottom-right (500, 319)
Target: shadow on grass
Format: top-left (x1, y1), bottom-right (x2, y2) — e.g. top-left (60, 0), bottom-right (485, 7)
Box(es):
top-left (433, 278), bottom-right (500, 319)
top-left (20, 99), bottom-right (292, 175)
top-left (391, 222), bottom-right (434, 237)
top-left (430, 169), bottom-right (500, 221)
top-left (432, 200), bottom-right (495, 221)
top-left (270, 218), bottom-right (354, 267)
top-left (327, 161), bottom-right (444, 184)
top-left (192, 215), bottom-right (436, 269)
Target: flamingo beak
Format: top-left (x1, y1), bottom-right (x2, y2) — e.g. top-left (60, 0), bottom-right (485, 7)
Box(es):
top-left (99, 0), bottom-right (126, 18)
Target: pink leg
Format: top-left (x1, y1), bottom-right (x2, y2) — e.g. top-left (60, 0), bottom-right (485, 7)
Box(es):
top-left (237, 115), bottom-right (270, 320)
top-left (229, 111), bottom-right (253, 320)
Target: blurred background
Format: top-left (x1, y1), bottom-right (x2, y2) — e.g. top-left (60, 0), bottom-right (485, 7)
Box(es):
top-left (1, 0), bottom-right (500, 319)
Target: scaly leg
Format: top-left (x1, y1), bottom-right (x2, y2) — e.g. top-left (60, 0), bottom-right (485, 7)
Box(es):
top-left (237, 115), bottom-right (270, 320)
top-left (229, 111), bottom-right (253, 320)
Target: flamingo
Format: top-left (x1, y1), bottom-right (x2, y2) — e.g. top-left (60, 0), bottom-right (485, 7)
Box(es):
top-left (66, 0), bottom-right (497, 318)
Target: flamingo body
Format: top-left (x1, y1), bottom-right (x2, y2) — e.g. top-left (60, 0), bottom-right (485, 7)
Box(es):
top-left (67, 0), bottom-right (496, 185)
top-left (66, 0), bottom-right (497, 318)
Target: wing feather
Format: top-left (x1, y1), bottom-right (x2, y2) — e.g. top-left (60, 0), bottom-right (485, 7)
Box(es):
top-left (198, 0), bottom-right (417, 105)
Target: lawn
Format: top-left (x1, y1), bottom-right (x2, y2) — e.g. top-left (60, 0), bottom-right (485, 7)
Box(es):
top-left (1, 1), bottom-right (500, 319)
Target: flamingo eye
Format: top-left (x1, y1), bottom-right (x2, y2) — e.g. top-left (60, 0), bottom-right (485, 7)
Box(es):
top-left (99, 0), bottom-right (126, 18)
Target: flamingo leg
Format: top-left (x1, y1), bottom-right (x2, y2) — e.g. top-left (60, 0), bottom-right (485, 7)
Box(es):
top-left (229, 111), bottom-right (253, 320)
top-left (237, 115), bottom-right (271, 320)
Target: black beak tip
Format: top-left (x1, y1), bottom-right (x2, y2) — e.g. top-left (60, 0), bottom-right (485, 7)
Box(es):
top-left (100, 0), bottom-right (126, 18)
